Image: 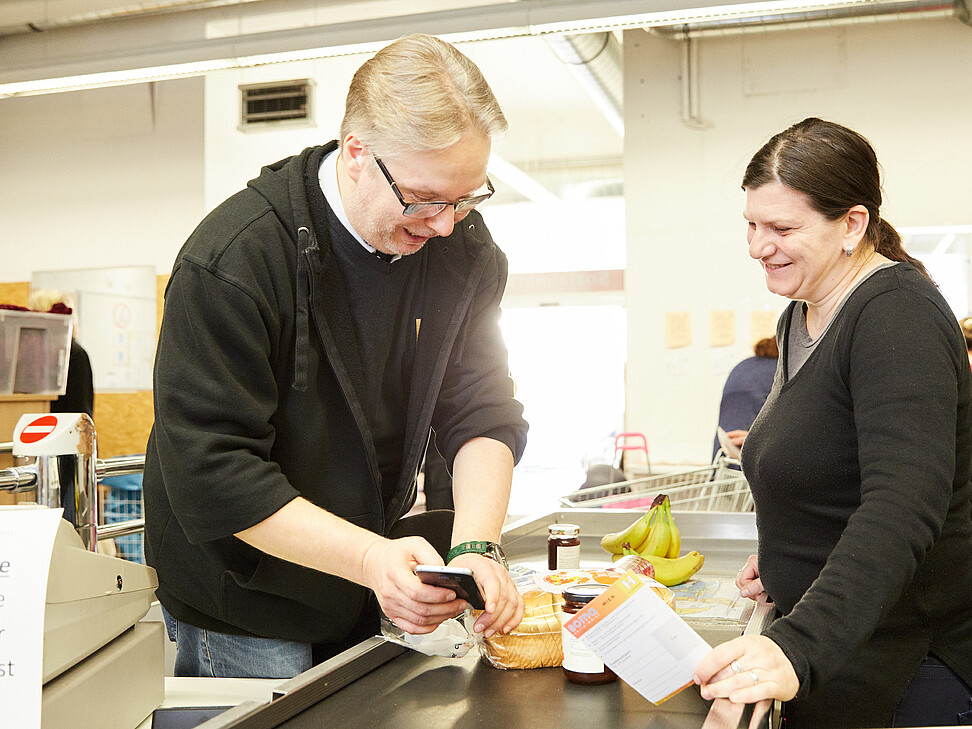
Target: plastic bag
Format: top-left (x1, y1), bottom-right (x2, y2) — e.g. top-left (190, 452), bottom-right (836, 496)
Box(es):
top-left (380, 613), bottom-right (475, 659)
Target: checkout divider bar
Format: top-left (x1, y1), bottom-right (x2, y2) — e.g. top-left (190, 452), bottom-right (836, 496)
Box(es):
top-left (200, 637), bottom-right (407, 729)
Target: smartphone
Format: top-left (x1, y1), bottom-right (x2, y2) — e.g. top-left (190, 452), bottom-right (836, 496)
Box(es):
top-left (415, 565), bottom-right (487, 610)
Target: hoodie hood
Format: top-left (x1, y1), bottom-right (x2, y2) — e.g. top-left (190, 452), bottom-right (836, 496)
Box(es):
top-left (247, 143), bottom-right (338, 392)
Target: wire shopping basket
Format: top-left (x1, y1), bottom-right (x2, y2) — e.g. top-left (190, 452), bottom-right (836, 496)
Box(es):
top-left (560, 451), bottom-right (752, 512)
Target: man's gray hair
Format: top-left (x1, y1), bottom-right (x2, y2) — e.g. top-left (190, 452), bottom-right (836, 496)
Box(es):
top-left (340, 34), bottom-right (507, 160)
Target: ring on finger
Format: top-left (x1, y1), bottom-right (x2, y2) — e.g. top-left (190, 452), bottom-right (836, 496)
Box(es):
top-left (749, 670), bottom-right (759, 686)
top-left (730, 660), bottom-right (743, 674)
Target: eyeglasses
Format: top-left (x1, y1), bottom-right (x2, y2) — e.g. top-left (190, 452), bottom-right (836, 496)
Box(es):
top-left (374, 156), bottom-right (494, 218)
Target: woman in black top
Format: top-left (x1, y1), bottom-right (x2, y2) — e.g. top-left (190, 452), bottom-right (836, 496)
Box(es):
top-left (693, 118), bottom-right (972, 728)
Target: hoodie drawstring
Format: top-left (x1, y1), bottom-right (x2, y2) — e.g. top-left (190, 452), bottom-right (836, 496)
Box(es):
top-left (293, 225), bottom-right (317, 391)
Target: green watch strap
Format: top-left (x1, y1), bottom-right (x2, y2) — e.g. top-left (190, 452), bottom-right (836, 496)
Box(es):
top-left (446, 541), bottom-right (494, 563)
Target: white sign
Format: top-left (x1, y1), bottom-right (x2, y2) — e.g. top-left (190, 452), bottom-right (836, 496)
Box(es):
top-left (0, 507), bottom-right (64, 728)
top-left (563, 570), bottom-right (712, 704)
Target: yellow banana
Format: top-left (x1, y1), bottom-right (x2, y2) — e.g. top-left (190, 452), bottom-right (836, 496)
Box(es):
top-left (600, 508), bottom-right (654, 554)
top-left (639, 550), bottom-right (705, 586)
top-left (640, 504), bottom-right (671, 558)
top-left (664, 498), bottom-right (681, 559)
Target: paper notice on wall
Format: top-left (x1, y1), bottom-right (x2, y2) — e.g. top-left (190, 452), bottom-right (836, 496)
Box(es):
top-left (750, 310), bottom-right (779, 344)
top-left (665, 312), bottom-right (692, 349)
top-left (562, 570), bottom-right (711, 704)
top-left (0, 506), bottom-right (64, 729)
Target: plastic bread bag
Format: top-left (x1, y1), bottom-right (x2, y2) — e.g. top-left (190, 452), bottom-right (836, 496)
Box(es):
top-left (474, 587), bottom-right (565, 670)
top-left (477, 557), bottom-right (675, 670)
top-left (380, 612), bottom-right (475, 659)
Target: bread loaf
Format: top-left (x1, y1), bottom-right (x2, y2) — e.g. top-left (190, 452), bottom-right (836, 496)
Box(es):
top-left (479, 570), bottom-right (676, 670)
top-left (480, 589), bottom-right (564, 669)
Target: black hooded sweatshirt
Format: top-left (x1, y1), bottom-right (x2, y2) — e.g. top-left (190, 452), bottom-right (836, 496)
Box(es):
top-left (143, 143), bottom-right (527, 643)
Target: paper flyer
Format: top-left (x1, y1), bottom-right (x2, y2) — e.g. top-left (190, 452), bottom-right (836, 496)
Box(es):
top-left (0, 506), bottom-right (64, 729)
top-left (562, 570), bottom-right (712, 704)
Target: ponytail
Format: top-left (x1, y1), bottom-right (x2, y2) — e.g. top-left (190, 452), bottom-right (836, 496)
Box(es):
top-left (873, 218), bottom-right (930, 280)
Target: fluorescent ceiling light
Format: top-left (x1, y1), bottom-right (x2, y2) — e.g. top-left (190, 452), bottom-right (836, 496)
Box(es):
top-left (0, 0), bottom-right (943, 98)
top-left (0, 42), bottom-right (387, 98)
top-left (488, 154), bottom-right (561, 205)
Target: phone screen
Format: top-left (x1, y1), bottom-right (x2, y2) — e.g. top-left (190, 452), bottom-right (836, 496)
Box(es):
top-left (415, 566), bottom-right (486, 610)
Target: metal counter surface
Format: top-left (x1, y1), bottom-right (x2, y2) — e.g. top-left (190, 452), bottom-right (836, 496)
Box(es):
top-left (200, 510), bottom-right (766, 729)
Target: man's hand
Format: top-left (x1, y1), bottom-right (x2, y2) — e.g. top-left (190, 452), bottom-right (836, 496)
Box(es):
top-left (449, 552), bottom-right (524, 638)
top-left (360, 536), bottom-right (467, 635)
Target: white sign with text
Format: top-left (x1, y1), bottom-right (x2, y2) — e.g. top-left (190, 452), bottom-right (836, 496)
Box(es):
top-left (0, 507), bottom-right (64, 728)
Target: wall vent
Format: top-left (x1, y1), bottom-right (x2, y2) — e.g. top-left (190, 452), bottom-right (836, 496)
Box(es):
top-left (240, 80), bottom-right (313, 128)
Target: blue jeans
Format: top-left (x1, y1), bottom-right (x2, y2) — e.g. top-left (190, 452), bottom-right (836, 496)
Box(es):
top-left (892, 655), bottom-right (972, 726)
top-left (162, 608), bottom-right (313, 679)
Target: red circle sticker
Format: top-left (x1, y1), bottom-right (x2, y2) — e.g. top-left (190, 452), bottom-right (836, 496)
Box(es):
top-left (20, 415), bottom-right (59, 444)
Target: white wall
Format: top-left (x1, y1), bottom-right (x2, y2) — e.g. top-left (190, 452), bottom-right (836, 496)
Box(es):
top-left (3, 19), bottom-right (971, 468)
top-left (623, 19), bottom-right (972, 464)
top-left (0, 77), bottom-right (206, 281)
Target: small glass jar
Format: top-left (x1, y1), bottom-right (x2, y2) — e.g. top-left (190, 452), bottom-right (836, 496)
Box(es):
top-left (547, 523), bottom-right (581, 570)
top-left (561, 584), bottom-right (618, 685)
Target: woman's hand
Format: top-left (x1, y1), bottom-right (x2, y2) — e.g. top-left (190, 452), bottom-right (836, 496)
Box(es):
top-left (736, 554), bottom-right (765, 600)
top-left (693, 635), bottom-right (799, 727)
top-left (449, 553), bottom-right (525, 638)
top-left (726, 429), bottom-right (749, 447)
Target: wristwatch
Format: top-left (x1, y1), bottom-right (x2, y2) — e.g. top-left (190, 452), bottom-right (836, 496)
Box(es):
top-left (446, 540), bottom-right (508, 569)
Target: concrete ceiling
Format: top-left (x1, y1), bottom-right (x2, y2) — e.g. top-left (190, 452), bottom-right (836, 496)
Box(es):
top-left (1, 0), bottom-right (962, 200)
top-left (0, 1), bottom-right (630, 199)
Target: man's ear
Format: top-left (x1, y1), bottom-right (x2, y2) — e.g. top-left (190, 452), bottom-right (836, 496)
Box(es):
top-left (342, 134), bottom-right (367, 182)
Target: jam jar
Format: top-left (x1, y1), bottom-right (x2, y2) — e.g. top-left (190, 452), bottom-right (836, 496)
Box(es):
top-left (547, 523), bottom-right (581, 570)
top-left (561, 584), bottom-right (618, 685)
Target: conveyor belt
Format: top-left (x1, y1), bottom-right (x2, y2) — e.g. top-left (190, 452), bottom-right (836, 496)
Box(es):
top-left (201, 510), bottom-right (773, 729)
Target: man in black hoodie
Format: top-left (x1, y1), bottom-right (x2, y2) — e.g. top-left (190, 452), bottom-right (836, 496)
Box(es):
top-left (143, 34), bottom-right (528, 678)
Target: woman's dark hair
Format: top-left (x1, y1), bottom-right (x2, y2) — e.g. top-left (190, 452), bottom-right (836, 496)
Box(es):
top-left (753, 337), bottom-right (779, 359)
top-left (742, 117), bottom-right (929, 279)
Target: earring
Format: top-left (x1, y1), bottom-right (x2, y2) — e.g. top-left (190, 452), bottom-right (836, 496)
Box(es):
top-left (844, 245), bottom-right (854, 257)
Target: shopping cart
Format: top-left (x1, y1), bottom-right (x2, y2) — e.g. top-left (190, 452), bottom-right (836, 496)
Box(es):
top-left (560, 451), bottom-right (752, 512)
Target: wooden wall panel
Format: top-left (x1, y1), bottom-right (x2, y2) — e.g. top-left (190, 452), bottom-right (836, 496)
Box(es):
top-left (94, 390), bottom-right (155, 457)
top-left (0, 281), bottom-right (30, 308)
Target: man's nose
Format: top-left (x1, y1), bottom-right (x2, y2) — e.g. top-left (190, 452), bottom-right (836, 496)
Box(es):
top-left (425, 207), bottom-right (456, 238)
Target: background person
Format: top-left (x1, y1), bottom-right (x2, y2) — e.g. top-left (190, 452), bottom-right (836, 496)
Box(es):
top-left (959, 316), bottom-right (972, 368)
top-left (28, 288), bottom-right (94, 419)
top-left (693, 118), bottom-right (972, 728)
top-left (143, 34), bottom-right (528, 679)
top-left (711, 336), bottom-right (778, 460)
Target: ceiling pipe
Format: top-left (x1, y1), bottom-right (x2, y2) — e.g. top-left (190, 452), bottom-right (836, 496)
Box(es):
top-left (0, 0), bottom-right (268, 36)
top-left (545, 32), bottom-right (624, 137)
top-left (655, 0), bottom-right (958, 36)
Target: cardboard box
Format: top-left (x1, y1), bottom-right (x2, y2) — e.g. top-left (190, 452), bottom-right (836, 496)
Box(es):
top-left (0, 309), bottom-right (73, 396)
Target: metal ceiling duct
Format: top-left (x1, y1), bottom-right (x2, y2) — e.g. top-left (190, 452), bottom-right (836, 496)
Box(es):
top-left (0, 0), bottom-right (268, 36)
top-left (546, 32), bottom-right (624, 136)
top-left (655, 0), bottom-right (966, 35)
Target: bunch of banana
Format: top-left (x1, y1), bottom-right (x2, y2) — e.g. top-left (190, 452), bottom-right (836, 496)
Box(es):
top-left (599, 493), bottom-right (667, 555)
top-left (616, 547), bottom-right (705, 587)
top-left (601, 493), bottom-right (704, 586)
top-left (600, 494), bottom-right (681, 559)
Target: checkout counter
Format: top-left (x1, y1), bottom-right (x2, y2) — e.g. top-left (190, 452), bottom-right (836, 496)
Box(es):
top-left (3, 411), bottom-right (769, 729)
top-left (172, 509), bottom-right (773, 729)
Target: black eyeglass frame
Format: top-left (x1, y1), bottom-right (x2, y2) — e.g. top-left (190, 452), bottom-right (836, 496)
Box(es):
top-left (373, 155), bottom-right (495, 218)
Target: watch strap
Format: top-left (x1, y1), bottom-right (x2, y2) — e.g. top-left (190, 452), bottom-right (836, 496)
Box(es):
top-left (447, 540), bottom-right (498, 564)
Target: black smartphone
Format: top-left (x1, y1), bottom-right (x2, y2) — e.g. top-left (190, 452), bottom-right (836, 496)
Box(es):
top-left (415, 565), bottom-right (487, 610)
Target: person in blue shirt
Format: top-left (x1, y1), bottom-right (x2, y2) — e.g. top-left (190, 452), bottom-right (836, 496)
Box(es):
top-left (712, 337), bottom-right (778, 460)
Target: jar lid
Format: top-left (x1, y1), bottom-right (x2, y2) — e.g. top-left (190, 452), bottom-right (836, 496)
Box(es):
top-left (563, 583), bottom-right (610, 604)
top-left (548, 523), bottom-right (580, 537)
